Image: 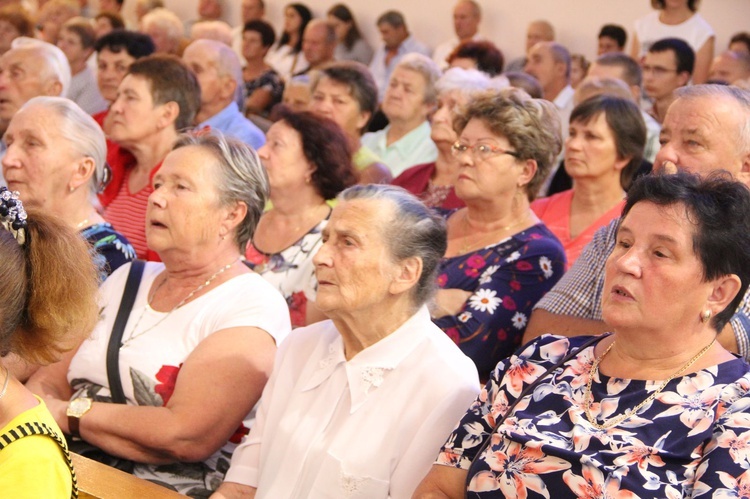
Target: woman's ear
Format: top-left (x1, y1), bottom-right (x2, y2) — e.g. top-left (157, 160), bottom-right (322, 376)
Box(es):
top-left (68, 156), bottom-right (96, 192)
top-left (706, 273), bottom-right (742, 318)
top-left (220, 200), bottom-right (248, 237)
top-left (518, 159), bottom-right (538, 188)
top-left (157, 101), bottom-right (180, 129)
top-left (388, 256), bottom-right (423, 296)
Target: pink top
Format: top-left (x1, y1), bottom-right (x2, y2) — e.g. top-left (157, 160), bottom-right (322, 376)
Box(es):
top-left (531, 189), bottom-right (624, 269)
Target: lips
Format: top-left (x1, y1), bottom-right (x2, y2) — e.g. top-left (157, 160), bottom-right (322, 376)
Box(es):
top-left (611, 285), bottom-right (634, 300)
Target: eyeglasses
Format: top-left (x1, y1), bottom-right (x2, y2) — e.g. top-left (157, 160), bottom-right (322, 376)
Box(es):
top-left (642, 64), bottom-right (678, 77)
top-left (451, 141), bottom-right (519, 162)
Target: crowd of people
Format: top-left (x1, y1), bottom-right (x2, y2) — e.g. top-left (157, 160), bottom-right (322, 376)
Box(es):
top-left (1, 0), bottom-right (750, 498)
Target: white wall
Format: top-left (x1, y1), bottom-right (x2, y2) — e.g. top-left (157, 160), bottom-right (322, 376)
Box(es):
top-left (154, 0), bottom-right (750, 64)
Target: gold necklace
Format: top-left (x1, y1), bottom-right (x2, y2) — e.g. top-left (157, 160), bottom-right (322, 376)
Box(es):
top-left (584, 337), bottom-right (716, 430)
top-left (120, 258), bottom-right (240, 348)
top-left (460, 210), bottom-right (527, 254)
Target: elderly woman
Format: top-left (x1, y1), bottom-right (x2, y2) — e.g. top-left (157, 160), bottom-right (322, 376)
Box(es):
top-left (416, 171), bottom-right (750, 498)
top-left (3, 96), bottom-right (135, 279)
top-left (100, 54), bottom-right (200, 261)
top-left (266, 3), bottom-right (312, 79)
top-left (0, 196), bottom-right (99, 498)
top-left (392, 67), bottom-right (491, 210)
top-left (431, 88), bottom-right (566, 380)
top-left (27, 133), bottom-right (292, 497)
top-left (242, 20), bottom-right (285, 117)
top-left (213, 185), bottom-right (479, 499)
top-left (309, 60), bottom-right (391, 184)
top-left (532, 95), bottom-right (646, 268)
top-left (246, 109), bottom-right (356, 327)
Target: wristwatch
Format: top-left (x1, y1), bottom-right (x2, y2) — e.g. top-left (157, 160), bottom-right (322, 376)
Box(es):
top-left (66, 397), bottom-right (93, 438)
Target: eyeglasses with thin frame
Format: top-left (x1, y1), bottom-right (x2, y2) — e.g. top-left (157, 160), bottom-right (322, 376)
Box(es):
top-left (642, 64), bottom-right (678, 77)
top-left (451, 141), bottom-right (520, 162)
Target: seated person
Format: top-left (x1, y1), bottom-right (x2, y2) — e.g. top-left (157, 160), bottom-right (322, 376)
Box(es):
top-left (57, 17), bottom-right (108, 115)
top-left (361, 53), bottom-right (440, 177)
top-left (327, 3), bottom-right (373, 65)
top-left (532, 95), bottom-right (646, 268)
top-left (27, 132), bottom-right (292, 497)
top-left (213, 185), bottom-right (480, 499)
top-left (241, 20), bottom-right (284, 117)
top-left (416, 171), bottom-right (750, 498)
top-left (431, 88), bottom-right (566, 380)
top-left (447, 39), bottom-right (504, 77)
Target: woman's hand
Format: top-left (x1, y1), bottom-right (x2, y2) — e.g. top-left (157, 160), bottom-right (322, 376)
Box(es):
top-left (431, 289), bottom-right (472, 319)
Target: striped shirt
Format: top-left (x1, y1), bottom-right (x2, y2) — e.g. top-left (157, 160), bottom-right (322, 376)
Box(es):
top-left (103, 170), bottom-right (152, 260)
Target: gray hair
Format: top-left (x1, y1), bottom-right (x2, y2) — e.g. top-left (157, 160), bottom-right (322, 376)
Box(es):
top-left (142, 8), bottom-right (184, 43)
top-left (186, 38), bottom-right (243, 104)
top-left (10, 37), bottom-right (71, 97)
top-left (377, 10), bottom-right (405, 28)
top-left (173, 132), bottom-right (269, 251)
top-left (338, 184), bottom-right (447, 307)
top-left (190, 20), bottom-right (233, 46)
top-left (595, 52), bottom-right (642, 87)
top-left (547, 42), bottom-right (571, 79)
top-left (20, 96), bottom-right (107, 196)
top-left (674, 84), bottom-right (750, 155)
top-left (394, 53), bottom-right (441, 105)
top-left (436, 67), bottom-right (491, 101)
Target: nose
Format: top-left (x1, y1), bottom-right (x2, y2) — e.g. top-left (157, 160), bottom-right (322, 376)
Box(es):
top-left (147, 185), bottom-right (166, 209)
top-left (654, 141), bottom-right (678, 171)
top-left (312, 238), bottom-right (332, 268)
top-left (612, 245), bottom-right (642, 278)
top-left (1, 141), bottom-right (19, 171)
top-left (565, 133), bottom-right (581, 152)
top-left (257, 142), bottom-right (269, 159)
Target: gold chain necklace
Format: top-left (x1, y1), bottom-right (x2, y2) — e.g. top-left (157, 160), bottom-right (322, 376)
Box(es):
top-left (460, 210), bottom-right (527, 254)
top-left (583, 337), bottom-right (716, 430)
top-left (120, 258), bottom-right (240, 348)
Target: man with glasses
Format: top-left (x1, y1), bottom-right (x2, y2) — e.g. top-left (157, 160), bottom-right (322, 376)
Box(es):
top-left (643, 37), bottom-right (694, 124)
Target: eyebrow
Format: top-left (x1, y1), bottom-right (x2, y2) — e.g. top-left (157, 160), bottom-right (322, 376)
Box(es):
top-left (617, 225), bottom-right (679, 245)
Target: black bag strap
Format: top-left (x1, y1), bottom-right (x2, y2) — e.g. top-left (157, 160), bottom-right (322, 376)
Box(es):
top-left (106, 260), bottom-right (145, 405)
top-left (465, 333), bottom-right (611, 496)
top-left (0, 421), bottom-right (79, 498)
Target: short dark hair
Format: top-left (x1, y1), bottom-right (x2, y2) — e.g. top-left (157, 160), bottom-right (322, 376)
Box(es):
top-left (649, 37), bottom-right (695, 75)
top-left (0, 5), bottom-right (34, 38)
top-left (730, 32), bottom-right (750, 54)
top-left (377, 10), bottom-right (405, 28)
top-left (313, 61), bottom-right (378, 132)
top-left (94, 29), bottom-right (155, 58)
top-left (278, 3), bottom-right (312, 53)
top-left (595, 52), bottom-right (642, 87)
top-left (94, 11), bottom-right (125, 31)
top-left (327, 3), bottom-right (364, 51)
top-left (598, 24), bottom-right (627, 49)
top-left (127, 54), bottom-right (201, 131)
top-left (570, 95), bottom-right (646, 190)
top-left (275, 108), bottom-right (357, 199)
top-left (622, 171), bottom-right (750, 332)
top-left (243, 19), bottom-right (275, 47)
top-left (651, 0), bottom-right (699, 11)
top-left (448, 40), bottom-right (504, 76)
top-left (62, 17), bottom-right (97, 49)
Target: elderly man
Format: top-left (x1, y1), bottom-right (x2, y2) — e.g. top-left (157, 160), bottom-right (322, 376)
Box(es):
top-left (505, 19), bottom-right (555, 73)
top-left (362, 53), bottom-right (439, 177)
top-left (432, 0), bottom-right (482, 70)
top-left (524, 41), bottom-right (574, 138)
top-left (294, 19), bottom-right (336, 76)
top-left (183, 39), bottom-right (264, 149)
top-left (708, 50), bottom-right (750, 85)
top-left (369, 10), bottom-right (430, 101)
top-left (524, 85), bottom-right (750, 360)
top-left (643, 37), bottom-right (694, 124)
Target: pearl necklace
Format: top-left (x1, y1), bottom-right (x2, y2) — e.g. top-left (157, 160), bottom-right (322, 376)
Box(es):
top-left (120, 258), bottom-right (240, 348)
top-left (583, 337), bottom-right (716, 430)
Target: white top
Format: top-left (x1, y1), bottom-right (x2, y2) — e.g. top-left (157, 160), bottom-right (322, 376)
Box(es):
top-left (68, 66), bottom-right (109, 115)
top-left (361, 121), bottom-right (438, 177)
top-left (432, 34), bottom-right (485, 70)
top-left (634, 11), bottom-right (715, 57)
top-left (68, 261), bottom-right (291, 494)
top-left (266, 44), bottom-right (308, 80)
top-left (224, 307), bottom-right (480, 498)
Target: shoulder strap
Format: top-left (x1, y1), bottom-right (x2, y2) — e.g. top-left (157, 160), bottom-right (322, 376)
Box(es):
top-left (465, 333), bottom-right (610, 495)
top-left (107, 260), bottom-right (145, 405)
top-left (0, 421), bottom-right (79, 499)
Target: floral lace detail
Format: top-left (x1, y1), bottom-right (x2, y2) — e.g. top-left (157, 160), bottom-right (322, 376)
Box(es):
top-left (361, 367), bottom-right (390, 393)
top-left (318, 343), bottom-right (338, 370)
top-left (340, 469), bottom-right (366, 495)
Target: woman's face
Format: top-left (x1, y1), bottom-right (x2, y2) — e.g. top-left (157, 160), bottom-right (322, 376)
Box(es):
top-left (430, 89), bottom-right (466, 145)
top-left (1, 105), bottom-right (86, 210)
top-left (97, 48), bottom-right (136, 102)
top-left (570, 59), bottom-right (587, 89)
top-left (326, 14), bottom-right (350, 42)
top-left (310, 76), bottom-right (368, 138)
top-left (453, 118), bottom-right (532, 203)
top-left (108, 74), bottom-right (170, 145)
top-left (313, 198), bottom-right (403, 315)
top-left (147, 145), bottom-right (230, 254)
top-left (257, 120), bottom-right (315, 193)
top-left (284, 7), bottom-right (302, 35)
top-left (564, 113), bottom-right (628, 183)
top-left (602, 201), bottom-right (717, 333)
top-left (242, 30), bottom-right (268, 61)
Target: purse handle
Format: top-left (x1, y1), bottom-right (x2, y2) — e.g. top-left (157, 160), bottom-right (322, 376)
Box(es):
top-left (464, 333), bottom-right (611, 496)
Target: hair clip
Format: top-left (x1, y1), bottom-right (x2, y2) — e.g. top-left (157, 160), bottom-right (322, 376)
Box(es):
top-left (0, 187), bottom-right (28, 246)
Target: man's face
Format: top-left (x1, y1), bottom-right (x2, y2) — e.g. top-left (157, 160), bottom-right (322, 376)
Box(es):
top-left (597, 36), bottom-right (621, 56)
top-left (643, 50), bottom-right (688, 101)
top-left (183, 44), bottom-right (226, 109)
top-left (655, 95), bottom-right (750, 180)
top-left (453, 1), bottom-right (479, 41)
top-left (242, 0), bottom-right (264, 23)
top-left (378, 22), bottom-right (406, 51)
top-left (708, 53), bottom-right (750, 85)
top-left (302, 24), bottom-right (334, 67)
top-left (526, 22), bottom-right (551, 53)
top-left (524, 43), bottom-right (563, 91)
top-left (588, 62), bottom-right (639, 101)
top-left (198, 0), bottom-right (222, 20)
top-left (0, 48), bottom-right (58, 122)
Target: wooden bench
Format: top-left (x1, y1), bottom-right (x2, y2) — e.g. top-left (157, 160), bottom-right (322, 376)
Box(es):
top-left (72, 453), bottom-right (184, 499)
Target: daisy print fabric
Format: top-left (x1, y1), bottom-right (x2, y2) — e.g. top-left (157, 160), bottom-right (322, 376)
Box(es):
top-left (434, 224), bottom-right (566, 378)
top-left (437, 334), bottom-right (750, 498)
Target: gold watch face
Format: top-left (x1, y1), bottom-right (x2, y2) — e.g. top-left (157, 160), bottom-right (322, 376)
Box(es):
top-left (67, 397), bottom-right (92, 417)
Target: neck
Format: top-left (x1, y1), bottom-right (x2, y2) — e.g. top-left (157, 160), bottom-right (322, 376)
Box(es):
top-left (244, 58), bottom-right (269, 72)
top-left (70, 59), bottom-right (87, 75)
top-left (195, 99), bottom-right (230, 125)
top-left (432, 145), bottom-right (459, 186)
top-left (48, 191), bottom-right (103, 229)
top-left (332, 298), bottom-right (416, 360)
top-left (653, 93), bottom-right (677, 123)
top-left (160, 248), bottom-right (243, 289)
top-left (126, 129), bottom-right (179, 174)
top-left (571, 177), bottom-right (625, 212)
top-left (270, 185), bottom-right (326, 214)
top-left (660, 6), bottom-right (693, 23)
top-left (386, 118), bottom-right (424, 145)
top-left (465, 190), bottom-right (531, 227)
top-left (544, 79), bottom-right (568, 101)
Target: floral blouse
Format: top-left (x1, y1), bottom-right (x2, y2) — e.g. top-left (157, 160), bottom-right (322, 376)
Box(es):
top-left (434, 224), bottom-right (565, 378)
top-left (437, 334), bottom-right (750, 498)
top-left (244, 69), bottom-right (284, 116)
top-left (81, 222), bottom-right (136, 281)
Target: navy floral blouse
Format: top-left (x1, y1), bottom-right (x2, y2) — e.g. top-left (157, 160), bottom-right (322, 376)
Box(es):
top-left (434, 224), bottom-right (566, 378)
top-left (81, 222), bottom-right (135, 281)
top-left (437, 334), bottom-right (750, 498)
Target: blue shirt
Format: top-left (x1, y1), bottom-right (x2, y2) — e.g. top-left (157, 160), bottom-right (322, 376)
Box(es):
top-left (197, 102), bottom-right (265, 150)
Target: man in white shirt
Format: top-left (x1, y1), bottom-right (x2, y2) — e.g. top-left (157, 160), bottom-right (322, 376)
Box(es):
top-left (369, 10), bottom-right (430, 101)
top-left (432, 0), bottom-right (482, 70)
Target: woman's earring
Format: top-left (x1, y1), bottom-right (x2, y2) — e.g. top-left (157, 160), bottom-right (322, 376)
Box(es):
top-left (701, 310), bottom-right (712, 323)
